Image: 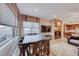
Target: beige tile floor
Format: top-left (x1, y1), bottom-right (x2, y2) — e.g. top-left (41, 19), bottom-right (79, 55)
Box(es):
top-left (50, 38), bottom-right (68, 56)
top-left (50, 38), bottom-right (79, 56)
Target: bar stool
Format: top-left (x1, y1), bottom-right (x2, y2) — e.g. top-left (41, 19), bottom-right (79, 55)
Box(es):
top-left (28, 41), bottom-right (41, 56)
top-left (41, 40), bottom-right (50, 56)
top-left (18, 42), bottom-right (26, 56)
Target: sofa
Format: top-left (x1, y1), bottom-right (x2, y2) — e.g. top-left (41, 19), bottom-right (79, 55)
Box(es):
top-left (68, 34), bottom-right (79, 46)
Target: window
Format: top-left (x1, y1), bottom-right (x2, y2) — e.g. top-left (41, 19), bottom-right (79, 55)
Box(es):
top-left (0, 25), bottom-right (17, 44)
top-left (23, 22), bottom-right (40, 35)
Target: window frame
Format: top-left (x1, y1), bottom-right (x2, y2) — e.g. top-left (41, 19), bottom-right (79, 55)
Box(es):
top-left (23, 21), bottom-right (40, 35)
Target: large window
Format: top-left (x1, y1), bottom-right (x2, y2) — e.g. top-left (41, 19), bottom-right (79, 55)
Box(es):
top-left (23, 22), bottom-right (40, 35)
top-left (0, 25), bottom-right (17, 44)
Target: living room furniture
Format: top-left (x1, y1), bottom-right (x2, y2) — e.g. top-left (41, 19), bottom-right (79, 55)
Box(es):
top-left (68, 35), bottom-right (79, 46)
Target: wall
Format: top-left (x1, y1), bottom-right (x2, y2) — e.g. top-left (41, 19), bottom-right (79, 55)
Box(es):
top-left (40, 18), bottom-right (51, 26)
top-left (40, 18), bottom-right (52, 35)
top-left (51, 21), bottom-right (54, 40)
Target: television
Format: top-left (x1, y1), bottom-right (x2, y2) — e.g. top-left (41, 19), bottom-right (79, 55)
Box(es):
top-left (41, 25), bottom-right (51, 32)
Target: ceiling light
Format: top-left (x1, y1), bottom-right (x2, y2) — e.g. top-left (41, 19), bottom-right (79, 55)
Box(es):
top-left (34, 8), bottom-right (38, 12)
top-left (53, 15), bottom-right (57, 17)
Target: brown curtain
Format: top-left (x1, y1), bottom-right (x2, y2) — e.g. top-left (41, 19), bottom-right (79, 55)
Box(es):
top-left (21, 15), bottom-right (40, 23)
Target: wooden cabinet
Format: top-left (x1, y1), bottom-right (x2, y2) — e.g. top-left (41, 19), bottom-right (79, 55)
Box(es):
top-left (53, 19), bottom-right (62, 39)
top-left (54, 31), bottom-right (61, 39)
top-left (64, 24), bottom-right (79, 38)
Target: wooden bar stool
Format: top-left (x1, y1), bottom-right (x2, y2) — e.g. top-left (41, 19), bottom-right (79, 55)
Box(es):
top-left (18, 42), bottom-right (26, 56)
top-left (41, 40), bottom-right (50, 56)
top-left (27, 41), bottom-right (41, 56)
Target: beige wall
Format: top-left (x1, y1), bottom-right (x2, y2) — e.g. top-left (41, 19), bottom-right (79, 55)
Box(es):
top-left (51, 21), bottom-right (54, 40)
top-left (40, 18), bottom-right (52, 36)
top-left (40, 18), bottom-right (51, 26)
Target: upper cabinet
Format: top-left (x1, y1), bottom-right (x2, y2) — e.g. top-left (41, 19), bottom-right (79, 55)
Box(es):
top-left (54, 19), bottom-right (62, 31)
top-left (64, 24), bottom-right (79, 38)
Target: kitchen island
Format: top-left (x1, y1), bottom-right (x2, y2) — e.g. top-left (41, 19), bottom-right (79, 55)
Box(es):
top-left (18, 35), bottom-right (52, 56)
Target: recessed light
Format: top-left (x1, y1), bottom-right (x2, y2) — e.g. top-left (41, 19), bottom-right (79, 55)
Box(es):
top-left (34, 8), bottom-right (38, 12)
top-left (53, 15), bottom-right (57, 17)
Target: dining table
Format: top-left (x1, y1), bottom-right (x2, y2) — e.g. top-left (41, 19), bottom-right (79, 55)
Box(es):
top-left (18, 35), bottom-right (51, 56)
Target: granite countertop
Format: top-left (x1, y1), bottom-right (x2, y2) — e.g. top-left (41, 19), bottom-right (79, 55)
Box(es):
top-left (23, 35), bottom-right (51, 44)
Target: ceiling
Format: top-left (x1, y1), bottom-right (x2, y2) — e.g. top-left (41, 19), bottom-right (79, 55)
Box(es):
top-left (17, 3), bottom-right (79, 20)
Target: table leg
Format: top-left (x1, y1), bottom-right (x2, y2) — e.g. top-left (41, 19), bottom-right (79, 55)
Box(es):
top-left (22, 45), bottom-right (25, 56)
